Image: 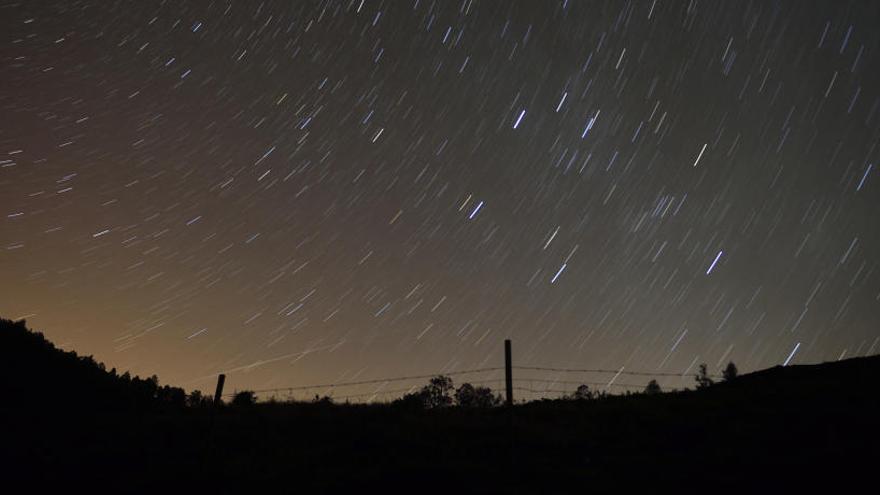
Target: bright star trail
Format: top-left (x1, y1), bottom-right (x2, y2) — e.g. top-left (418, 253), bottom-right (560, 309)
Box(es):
top-left (1, 0), bottom-right (878, 395)
top-left (706, 250), bottom-right (723, 275)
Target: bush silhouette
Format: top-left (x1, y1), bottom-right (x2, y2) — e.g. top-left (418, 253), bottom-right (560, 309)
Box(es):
top-left (231, 390), bottom-right (257, 406)
top-left (392, 390), bottom-right (429, 409)
top-left (722, 362), bottom-right (738, 382)
top-left (695, 363), bottom-right (714, 389)
top-left (569, 384), bottom-right (594, 400)
top-left (390, 375), bottom-right (459, 409)
top-left (454, 383), bottom-right (501, 407)
top-left (312, 394), bottom-right (334, 405)
top-left (419, 375), bottom-right (454, 408)
top-left (644, 379), bottom-right (662, 395)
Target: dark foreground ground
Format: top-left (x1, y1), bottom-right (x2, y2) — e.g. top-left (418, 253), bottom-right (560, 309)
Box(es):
top-left (2, 318), bottom-right (878, 493)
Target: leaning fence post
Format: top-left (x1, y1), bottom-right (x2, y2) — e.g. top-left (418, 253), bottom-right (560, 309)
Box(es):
top-left (213, 373), bottom-right (226, 407)
top-left (505, 339), bottom-right (513, 406)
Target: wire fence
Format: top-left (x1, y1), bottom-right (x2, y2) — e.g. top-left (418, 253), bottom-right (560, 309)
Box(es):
top-left (223, 363), bottom-right (723, 404)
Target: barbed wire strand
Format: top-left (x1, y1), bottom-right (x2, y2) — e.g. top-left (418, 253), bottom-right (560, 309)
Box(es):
top-left (225, 368), bottom-right (711, 401)
top-left (513, 365), bottom-right (722, 378)
top-left (223, 367), bottom-right (504, 397)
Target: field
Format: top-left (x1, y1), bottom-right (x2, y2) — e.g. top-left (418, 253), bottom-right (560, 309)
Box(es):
top-left (2, 318), bottom-right (877, 493)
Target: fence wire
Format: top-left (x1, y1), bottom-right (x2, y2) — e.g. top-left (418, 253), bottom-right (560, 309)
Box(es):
top-left (223, 363), bottom-right (718, 403)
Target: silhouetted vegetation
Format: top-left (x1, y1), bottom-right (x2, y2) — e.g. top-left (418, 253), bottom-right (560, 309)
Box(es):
top-left (395, 374), bottom-right (454, 409)
top-left (454, 382), bottom-right (502, 407)
top-left (391, 375), bottom-right (503, 409)
top-left (569, 384), bottom-right (594, 400)
top-left (231, 390), bottom-right (258, 407)
top-left (421, 374), bottom-right (455, 408)
top-left (3, 317), bottom-right (878, 493)
top-left (644, 379), bottom-right (662, 395)
top-left (186, 389), bottom-right (213, 408)
top-left (695, 363), bottom-right (715, 389)
top-left (0, 318), bottom-right (190, 412)
top-left (723, 361), bottom-right (739, 382)
top-left (312, 394), bottom-right (334, 405)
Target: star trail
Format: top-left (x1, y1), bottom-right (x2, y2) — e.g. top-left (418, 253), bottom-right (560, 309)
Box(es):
top-left (1, 0), bottom-right (878, 397)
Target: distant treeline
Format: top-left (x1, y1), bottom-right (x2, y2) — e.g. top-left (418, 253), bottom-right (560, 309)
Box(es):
top-left (0, 318), bottom-right (211, 411)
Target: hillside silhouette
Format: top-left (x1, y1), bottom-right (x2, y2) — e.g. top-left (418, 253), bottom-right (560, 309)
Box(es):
top-left (2, 318), bottom-right (878, 493)
top-left (0, 318), bottom-right (190, 411)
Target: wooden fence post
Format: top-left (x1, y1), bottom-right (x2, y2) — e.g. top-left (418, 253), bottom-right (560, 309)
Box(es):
top-left (505, 339), bottom-right (513, 406)
top-left (213, 374), bottom-right (226, 406)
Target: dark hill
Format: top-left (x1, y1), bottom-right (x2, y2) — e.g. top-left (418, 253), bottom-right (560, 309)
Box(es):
top-left (2, 318), bottom-right (878, 493)
top-left (0, 318), bottom-right (187, 411)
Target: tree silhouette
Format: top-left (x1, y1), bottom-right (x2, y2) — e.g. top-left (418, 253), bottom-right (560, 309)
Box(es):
top-left (454, 383), bottom-right (501, 407)
top-left (454, 383), bottom-right (476, 406)
top-left (420, 375), bottom-right (454, 408)
top-left (392, 375), bottom-right (456, 409)
top-left (644, 379), bottom-right (662, 395)
top-left (722, 362), bottom-right (738, 382)
top-left (695, 363), bottom-right (714, 389)
top-left (570, 384), bottom-right (594, 400)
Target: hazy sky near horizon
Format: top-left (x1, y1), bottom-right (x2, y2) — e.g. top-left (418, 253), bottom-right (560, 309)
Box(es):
top-left (1, 0), bottom-right (878, 400)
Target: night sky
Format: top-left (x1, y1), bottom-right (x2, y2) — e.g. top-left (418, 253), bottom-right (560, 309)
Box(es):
top-left (2, 0), bottom-right (878, 400)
